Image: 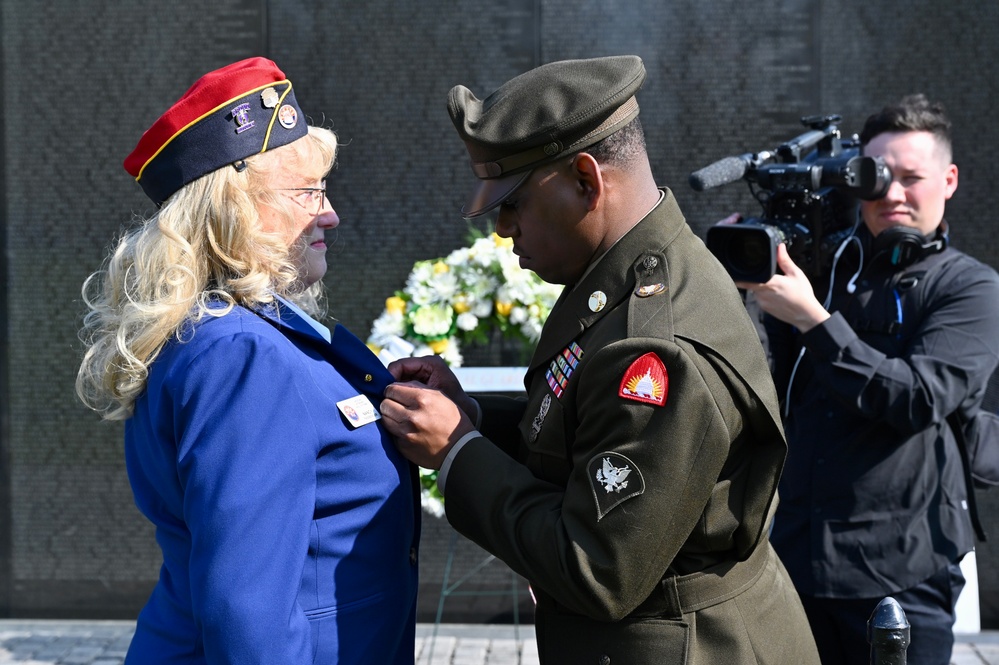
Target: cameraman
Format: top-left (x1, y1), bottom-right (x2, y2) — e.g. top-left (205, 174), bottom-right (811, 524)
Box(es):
top-left (739, 94), bottom-right (999, 664)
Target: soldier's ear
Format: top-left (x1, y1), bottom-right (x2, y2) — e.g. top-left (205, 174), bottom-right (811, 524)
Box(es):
top-left (571, 152), bottom-right (603, 211)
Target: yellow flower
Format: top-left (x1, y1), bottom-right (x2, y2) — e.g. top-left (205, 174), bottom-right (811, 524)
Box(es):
top-left (492, 233), bottom-right (513, 248)
top-left (433, 261), bottom-right (449, 274)
top-left (385, 296), bottom-right (407, 315)
top-left (495, 301), bottom-right (513, 317)
top-left (429, 338), bottom-right (450, 354)
top-left (453, 297), bottom-right (471, 314)
top-left (366, 343), bottom-right (381, 354)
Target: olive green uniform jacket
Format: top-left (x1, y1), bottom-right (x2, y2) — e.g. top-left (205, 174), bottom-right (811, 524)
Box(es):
top-left (444, 190), bottom-right (819, 664)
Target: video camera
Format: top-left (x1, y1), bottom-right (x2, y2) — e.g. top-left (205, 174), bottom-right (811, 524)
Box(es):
top-left (690, 115), bottom-right (892, 283)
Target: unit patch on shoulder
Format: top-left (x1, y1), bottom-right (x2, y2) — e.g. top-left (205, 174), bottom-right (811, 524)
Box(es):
top-left (587, 452), bottom-right (645, 521)
top-left (618, 352), bottom-right (668, 406)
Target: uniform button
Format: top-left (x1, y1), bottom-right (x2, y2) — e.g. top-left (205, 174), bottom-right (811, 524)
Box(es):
top-left (599, 656), bottom-right (611, 665)
top-left (816, 458), bottom-right (825, 465)
top-left (365, 374), bottom-right (373, 382)
top-left (814, 507), bottom-right (822, 514)
top-left (827, 411), bottom-right (835, 419)
top-left (409, 548), bottom-right (418, 565)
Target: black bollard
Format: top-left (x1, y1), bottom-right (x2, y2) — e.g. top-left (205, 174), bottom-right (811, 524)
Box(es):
top-left (868, 597), bottom-right (910, 665)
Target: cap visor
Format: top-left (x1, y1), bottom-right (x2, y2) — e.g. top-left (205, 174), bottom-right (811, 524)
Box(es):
top-left (461, 170), bottom-right (532, 218)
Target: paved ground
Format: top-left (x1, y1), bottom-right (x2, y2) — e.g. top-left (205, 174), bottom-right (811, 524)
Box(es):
top-left (0, 620), bottom-right (997, 664)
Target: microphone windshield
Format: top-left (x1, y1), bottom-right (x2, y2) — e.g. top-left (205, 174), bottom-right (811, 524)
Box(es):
top-left (689, 155), bottom-right (750, 192)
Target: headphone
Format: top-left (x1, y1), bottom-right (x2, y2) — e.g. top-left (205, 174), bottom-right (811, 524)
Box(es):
top-left (786, 222), bottom-right (950, 417)
top-left (870, 221), bottom-right (949, 270)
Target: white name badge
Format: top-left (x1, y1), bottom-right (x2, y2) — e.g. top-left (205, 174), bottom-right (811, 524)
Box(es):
top-left (336, 394), bottom-right (381, 428)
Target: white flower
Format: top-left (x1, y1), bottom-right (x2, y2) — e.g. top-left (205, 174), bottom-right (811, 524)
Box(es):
top-left (446, 247), bottom-right (472, 267)
top-left (469, 237), bottom-right (498, 267)
top-left (368, 310), bottom-right (405, 347)
top-left (404, 263), bottom-right (453, 306)
top-left (430, 271), bottom-right (459, 301)
top-left (520, 318), bottom-right (544, 342)
top-left (409, 304), bottom-right (454, 337)
top-left (456, 312), bottom-right (479, 331)
top-left (408, 344), bottom-right (429, 357)
top-left (472, 299), bottom-right (493, 318)
top-left (438, 341), bottom-right (464, 367)
top-left (421, 491), bottom-right (446, 519)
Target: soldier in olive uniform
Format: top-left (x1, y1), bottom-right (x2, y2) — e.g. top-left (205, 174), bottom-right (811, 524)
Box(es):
top-left (381, 56), bottom-right (819, 664)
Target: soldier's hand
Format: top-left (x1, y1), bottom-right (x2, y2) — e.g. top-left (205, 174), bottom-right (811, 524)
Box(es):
top-left (387, 356), bottom-right (478, 419)
top-left (381, 381), bottom-right (476, 470)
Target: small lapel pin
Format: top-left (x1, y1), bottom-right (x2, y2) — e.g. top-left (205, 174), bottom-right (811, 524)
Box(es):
top-left (588, 291), bottom-right (607, 313)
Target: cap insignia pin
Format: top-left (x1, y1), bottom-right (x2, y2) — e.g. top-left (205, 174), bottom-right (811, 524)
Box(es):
top-left (588, 291), bottom-right (607, 313)
top-left (278, 104), bottom-right (298, 129)
top-left (231, 103), bottom-right (256, 134)
top-left (260, 87), bottom-right (279, 109)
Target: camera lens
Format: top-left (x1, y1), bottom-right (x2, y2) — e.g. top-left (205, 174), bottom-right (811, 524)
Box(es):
top-left (706, 222), bottom-right (782, 283)
top-left (727, 233), bottom-right (771, 279)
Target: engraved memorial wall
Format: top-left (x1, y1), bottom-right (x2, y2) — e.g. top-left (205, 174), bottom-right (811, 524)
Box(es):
top-left (2, 0), bottom-right (998, 624)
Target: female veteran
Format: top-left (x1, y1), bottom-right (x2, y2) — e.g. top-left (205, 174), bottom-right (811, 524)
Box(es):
top-left (76, 58), bottom-right (419, 664)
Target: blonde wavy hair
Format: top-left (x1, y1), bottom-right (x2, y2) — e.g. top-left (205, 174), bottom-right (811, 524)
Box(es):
top-left (76, 126), bottom-right (338, 420)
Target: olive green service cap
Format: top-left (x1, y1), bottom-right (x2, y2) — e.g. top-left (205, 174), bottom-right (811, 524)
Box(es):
top-left (448, 55), bottom-right (647, 218)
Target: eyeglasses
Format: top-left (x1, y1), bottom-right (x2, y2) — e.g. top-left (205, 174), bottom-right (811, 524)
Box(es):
top-left (278, 180), bottom-right (327, 216)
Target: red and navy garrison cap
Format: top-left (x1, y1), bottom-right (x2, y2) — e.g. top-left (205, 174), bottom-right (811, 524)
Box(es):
top-left (124, 57), bottom-right (308, 206)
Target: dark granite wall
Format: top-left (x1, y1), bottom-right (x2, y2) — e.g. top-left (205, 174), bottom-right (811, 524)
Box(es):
top-left (2, 0), bottom-right (999, 623)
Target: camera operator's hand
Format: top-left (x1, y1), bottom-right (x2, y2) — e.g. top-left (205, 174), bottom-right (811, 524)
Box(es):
top-left (735, 243), bottom-right (831, 333)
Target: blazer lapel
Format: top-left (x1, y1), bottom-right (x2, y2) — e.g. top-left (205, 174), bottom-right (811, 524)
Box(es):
top-left (255, 301), bottom-right (394, 399)
top-left (255, 300), bottom-right (330, 345)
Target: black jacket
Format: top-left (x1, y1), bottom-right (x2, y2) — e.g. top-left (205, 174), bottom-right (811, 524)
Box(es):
top-left (768, 224), bottom-right (999, 598)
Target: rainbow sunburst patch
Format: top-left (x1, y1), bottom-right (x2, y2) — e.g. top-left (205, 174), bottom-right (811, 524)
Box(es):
top-left (618, 352), bottom-right (668, 406)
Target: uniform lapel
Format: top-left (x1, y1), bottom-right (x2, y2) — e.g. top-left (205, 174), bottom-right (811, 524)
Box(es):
top-left (527, 190), bottom-right (683, 374)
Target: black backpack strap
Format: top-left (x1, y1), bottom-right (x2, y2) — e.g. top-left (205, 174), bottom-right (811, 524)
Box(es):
top-left (947, 411), bottom-right (988, 542)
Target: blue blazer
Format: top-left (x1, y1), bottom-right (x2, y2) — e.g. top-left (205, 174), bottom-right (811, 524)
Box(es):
top-left (124, 301), bottom-right (419, 664)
